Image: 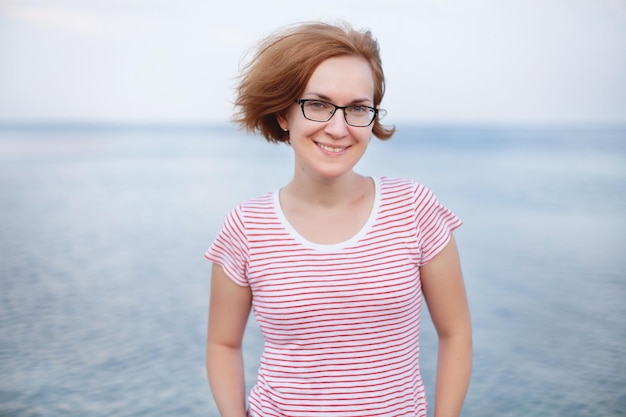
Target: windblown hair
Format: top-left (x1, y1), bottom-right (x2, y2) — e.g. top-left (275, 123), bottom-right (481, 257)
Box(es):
top-left (232, 21), bottom-right (395, 143)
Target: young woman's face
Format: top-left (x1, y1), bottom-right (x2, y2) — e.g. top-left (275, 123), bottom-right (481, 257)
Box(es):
top-left (278, 55), bottom-right (376, 182)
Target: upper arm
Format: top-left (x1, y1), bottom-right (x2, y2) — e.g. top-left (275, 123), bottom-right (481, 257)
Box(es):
top-left (420, 234), bottom-right (471, 338)
top-left (207, 263), bottom-right (252, 349)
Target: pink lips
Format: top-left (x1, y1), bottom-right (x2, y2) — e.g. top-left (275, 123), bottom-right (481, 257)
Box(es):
top-left (315, 141), bottom-right (349, 155)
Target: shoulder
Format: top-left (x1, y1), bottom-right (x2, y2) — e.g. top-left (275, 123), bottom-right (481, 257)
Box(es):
top-left (236, 191), bottom-right (275, 212)
top-left (225, 190), bottom-right (274, 216)
top-left (376, 176), bottom-right (447, 220)
top-left (215, 191), bottom-right (277, 240)
top-left (222, 190), bottom-right (278, 228)
top-left (377, 176), bottom-right (432, 200)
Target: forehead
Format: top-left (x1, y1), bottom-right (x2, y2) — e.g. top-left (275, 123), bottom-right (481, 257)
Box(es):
top-left (303, 56), bottom-right (375, 102)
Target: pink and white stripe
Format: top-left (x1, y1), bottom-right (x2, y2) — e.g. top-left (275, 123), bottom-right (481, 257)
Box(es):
top-left (206, 176), bottom-right (461, 417)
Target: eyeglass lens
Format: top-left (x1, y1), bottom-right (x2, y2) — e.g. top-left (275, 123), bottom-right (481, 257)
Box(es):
top-left (300, 100), bottom-right (375, 127)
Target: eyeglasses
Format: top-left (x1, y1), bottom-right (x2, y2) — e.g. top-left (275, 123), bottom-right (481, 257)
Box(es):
top-left (296, 99), bottom-right (381, 127)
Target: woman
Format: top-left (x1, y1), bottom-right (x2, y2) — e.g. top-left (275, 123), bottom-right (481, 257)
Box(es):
top-left (206, 21), bottom-right (472, 417)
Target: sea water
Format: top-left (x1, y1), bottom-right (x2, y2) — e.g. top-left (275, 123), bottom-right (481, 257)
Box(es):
top-left (0, 125), bottom-right (624, 416)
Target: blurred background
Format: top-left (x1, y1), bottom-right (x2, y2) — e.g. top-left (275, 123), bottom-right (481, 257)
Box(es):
top-left (1, 1), bottom-right (625, 416)
top-left (1, 0), bottom-right (625, 126)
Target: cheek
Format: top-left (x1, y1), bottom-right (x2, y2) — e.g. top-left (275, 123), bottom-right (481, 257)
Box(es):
top-left (355, 128), bottom-right (374, 143)
top-left (291, 119), bottom-right (321, 137)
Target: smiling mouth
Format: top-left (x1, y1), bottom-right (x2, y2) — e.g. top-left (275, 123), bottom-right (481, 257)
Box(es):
top-left (315, 141), bottom-right (348, 153)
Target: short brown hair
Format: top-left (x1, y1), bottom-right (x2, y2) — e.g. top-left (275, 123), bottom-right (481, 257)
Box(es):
top-left (232, 21), bottom-right (395, 143)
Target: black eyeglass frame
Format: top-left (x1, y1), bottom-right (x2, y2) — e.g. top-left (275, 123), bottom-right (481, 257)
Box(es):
top-left (295, 99), bottom-right (380, 127)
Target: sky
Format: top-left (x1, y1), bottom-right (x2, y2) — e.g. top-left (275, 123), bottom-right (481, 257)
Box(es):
top-left (0, 0), bottom-right (625, 126)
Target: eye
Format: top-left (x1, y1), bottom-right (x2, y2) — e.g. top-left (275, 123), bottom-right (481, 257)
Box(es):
top-left (347, 105), bottom-right (373, 116)
top-left (305, 100), bottom-right (330, 110)
top-left (350, 106), bottom-right (367, 113)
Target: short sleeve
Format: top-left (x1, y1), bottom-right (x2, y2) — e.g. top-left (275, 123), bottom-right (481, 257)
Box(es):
top-left (205, 206), bottom-right (250, 287)
top-left (413, 183), bottom-right (462, 266)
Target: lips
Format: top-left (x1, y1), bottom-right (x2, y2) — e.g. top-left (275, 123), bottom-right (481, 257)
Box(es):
top-left (315, 141), bottom-right (348, 153)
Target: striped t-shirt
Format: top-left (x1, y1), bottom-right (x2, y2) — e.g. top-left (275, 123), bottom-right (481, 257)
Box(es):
top-left (206, 176), bottom-right (462, 417)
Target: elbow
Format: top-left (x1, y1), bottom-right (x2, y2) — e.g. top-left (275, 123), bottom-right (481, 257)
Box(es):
top-left (437, 319), bottom-right (473, 350)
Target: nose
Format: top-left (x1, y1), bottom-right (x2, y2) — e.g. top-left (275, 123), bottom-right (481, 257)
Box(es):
top-left (324, 108), bottom-right (349, 138)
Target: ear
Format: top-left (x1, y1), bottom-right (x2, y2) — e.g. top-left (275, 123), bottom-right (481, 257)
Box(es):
top-left (276, 113), bottom-right (288, 132)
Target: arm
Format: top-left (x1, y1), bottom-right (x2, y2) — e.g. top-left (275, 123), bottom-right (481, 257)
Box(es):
top-left (421, 234), bottom-right (472, 417)
top-left (207, 262), bottom-right (252, 417)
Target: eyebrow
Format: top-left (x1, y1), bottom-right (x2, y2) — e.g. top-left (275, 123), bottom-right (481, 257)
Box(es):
top-left (305, 93), bottom-right (373, 106)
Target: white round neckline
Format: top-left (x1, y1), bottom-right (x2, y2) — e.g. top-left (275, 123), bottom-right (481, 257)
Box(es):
top-left (273, 176), bottom-right (381, 253)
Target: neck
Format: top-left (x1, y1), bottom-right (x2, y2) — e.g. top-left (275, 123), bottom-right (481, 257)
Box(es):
top-left (283, 171), bottom-right (369, 208)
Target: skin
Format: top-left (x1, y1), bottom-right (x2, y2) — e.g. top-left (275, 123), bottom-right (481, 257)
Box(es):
top-left (206, 55), bottom-right (472, 417)
top-left (276, 56), bottom-right (377, 244)
top-left (421, 234), bottom-right (473, 417)
top-left (207, 263), bottom-right (251, 417)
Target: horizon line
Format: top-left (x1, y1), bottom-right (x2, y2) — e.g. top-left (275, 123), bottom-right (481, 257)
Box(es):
top-left (1, 120), bottom-right (625, 131)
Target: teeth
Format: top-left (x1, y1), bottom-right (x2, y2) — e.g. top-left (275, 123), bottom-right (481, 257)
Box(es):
top-left (317, 143), bottom-right (345, 153)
